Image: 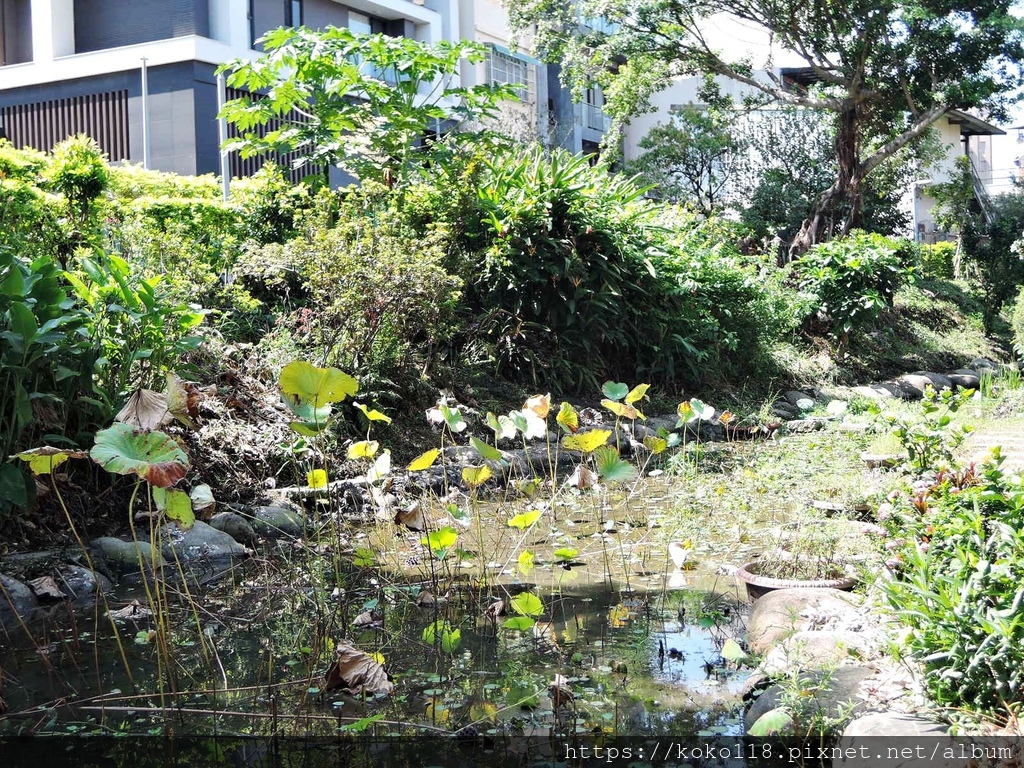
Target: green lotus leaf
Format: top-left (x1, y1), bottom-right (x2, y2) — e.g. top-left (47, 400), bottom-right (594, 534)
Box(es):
top-left (510, 591), bottom-right (543, 617)
top-left (152, 487), bottom-right (195, 528)
top-left (90, 423), bottom-right (190, 488)
top-left (279, 360), bottom-right (358, 409)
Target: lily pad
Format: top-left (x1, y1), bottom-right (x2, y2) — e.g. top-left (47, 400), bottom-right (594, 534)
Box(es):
top-left (90, 424), bottom-right (190, 488)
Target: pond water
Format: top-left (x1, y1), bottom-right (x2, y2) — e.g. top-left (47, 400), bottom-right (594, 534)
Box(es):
top-left (1, 437), bottom-right (873, 766)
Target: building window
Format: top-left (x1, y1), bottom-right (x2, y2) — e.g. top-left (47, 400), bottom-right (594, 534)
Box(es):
top-left (348, 11), bottom-right (388, 36)
top-left (286, 0), bottom-right (302, 27)
top-left (487, 46), bottom-right (531, 102)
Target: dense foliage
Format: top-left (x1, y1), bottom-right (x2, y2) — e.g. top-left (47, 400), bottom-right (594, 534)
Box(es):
top-left (882, 454), bottom-right (1024, 711)
top-left (794, 231), bottom-right (916, 342)
top-left (510, 0), bottom-right (1024, 252)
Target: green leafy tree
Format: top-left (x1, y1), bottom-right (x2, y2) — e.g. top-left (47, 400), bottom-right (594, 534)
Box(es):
top-left (218, 27), bottom-right (517, 187)
top-left (510, 0), bottom-right (1024, 254)
top-left (626, 106), bottom-right (741, 214)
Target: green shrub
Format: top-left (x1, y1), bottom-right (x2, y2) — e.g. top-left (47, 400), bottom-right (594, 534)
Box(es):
top-left (442, 146), bottom-right (782, 389)
top-left (241, 184), bottom-right (461, 374)
top-left (882, 454), bottom-right (1024, 711)
top-left (795, 231), bottom-right (916, 342)
top-left (0, 248), bottom-right (103, 513)
top-left (1012, 284), bottom-right (1024, 360)
top-left (65, 253), bottom-right (207, 397)
top-left (918, 241), bottom-right (956, 279)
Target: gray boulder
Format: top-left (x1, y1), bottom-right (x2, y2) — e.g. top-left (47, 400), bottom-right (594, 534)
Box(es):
top-left (786, 419), bottom-right (824, 434)
top-left (244, 506), bottom-right (306, 539)
top-left (0, 573), bottom-right (39, 626)
top-left (834, 713), bottom-right (952, 768)
top-left (58, 565), bottom-right (113, 600)
top-left (159, 521), bottom-right (248, 563)
top-left (874, 382), bottom-right (914, 400)
top-left (851, 386), bottom-right (891, 401)
top-left (895, 374), bottom-right (934, 399)
top-left (747, 587), bottom-right (863, 654)
top-left (90, 536), bottom-right (167, 574)
top-left (209, 512), bottom-right (259, 547)
top-left (760, 630), bottom-right (870, 677)
top-left (911, 371), bottom-right (953, 391)
top-left (970, 357), bottom-right (999, 372)
top-left (841, 712), bottom-right (947, 737)
top-left (948, 369), bottom-right (980, 389)
top-left (744, 665), bottom-right (873, 736)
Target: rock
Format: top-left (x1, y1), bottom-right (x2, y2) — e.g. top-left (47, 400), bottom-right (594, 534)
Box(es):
top-left (948, 369), bottom-right (980, 389)
top-left (874, 381), bottom-right (914, 400)
top-left (209, 512), bottom-right (258, 547)
top-left (834, 713), bottom-right (952, 767)
top-left (911, 371), bottom-right (953, 391)
top-left (970, 357), bottom-right (999, 372)
top-left (245, 506), bottom-right (306, 539)
top-left (744, 666), bottom-right (873, 736)
top-left (852, 386), bottom-right (891, 401)
top-left (895, 374), bottom-right (935, 399)
top-left (783, 390), bottom-right (815, 407)
top-left (0, 573), bottom-right (39, 626)
top-left (841, 712), bottom-right (947, 738)
top-left (747, 587), bottom-right (863, 655)
top-left (90, 536), bottom-right (167, 574)
top-left (771, 404), bottom-right (799, 420)
top-left (58, 565), bottom-right (113, 600)
top-left (158, 521), bottom-right (248, 567)
top-left (786, 419), bottom-right (824, 434)
top-left (760, 630), bottom-right (871, 676)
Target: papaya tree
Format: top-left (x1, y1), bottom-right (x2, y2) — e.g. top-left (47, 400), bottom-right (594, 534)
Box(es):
top-left (218, 27), bottom-right (518, 187)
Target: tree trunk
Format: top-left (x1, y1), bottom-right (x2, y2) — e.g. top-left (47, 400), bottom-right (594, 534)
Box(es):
top-left (789, 103), bottom-right (863, 259)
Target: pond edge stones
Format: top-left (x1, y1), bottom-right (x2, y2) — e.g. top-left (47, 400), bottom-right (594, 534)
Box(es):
top-left (742, 586), bottom-right (933, 740)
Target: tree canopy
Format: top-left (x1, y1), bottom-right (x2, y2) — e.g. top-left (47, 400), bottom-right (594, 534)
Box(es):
top-left (510, 0), bottom-right (1024, 251)
top-left (219, 27), bottom-right (517, 187)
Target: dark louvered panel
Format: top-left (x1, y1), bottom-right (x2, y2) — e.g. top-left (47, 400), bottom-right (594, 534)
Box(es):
top-left (2, 90), bottom-right (130, 161)
top-left (224, 86), bottom-right (320, 183)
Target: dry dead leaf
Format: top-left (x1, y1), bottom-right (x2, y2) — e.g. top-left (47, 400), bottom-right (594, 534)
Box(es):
top-left (352, 610), bottom-right (383, 629)
top-left (166, 373), bottom-right (202, 428)
top-left (28, 576), bottom-right (64, 600)
top-left (483, 599), bottom-right (505, 620)
top-left (115, 388), bottom-right (171, 431)
top-left (323, 642), bottom-right (394, 696)
top-left (566, 465), bottom-right (598, 489)
top-left (394, 503), bottom-right (426, 531)
top-left (416, 590), bottom-right (436, 607)
top-left (107, 600), bottom-right (154, 622)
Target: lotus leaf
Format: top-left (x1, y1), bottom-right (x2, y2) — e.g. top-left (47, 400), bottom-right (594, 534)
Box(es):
top-left (14, 447), bottom-right (89, 476)
top-left (90, 424), bottom-right (190, 488)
